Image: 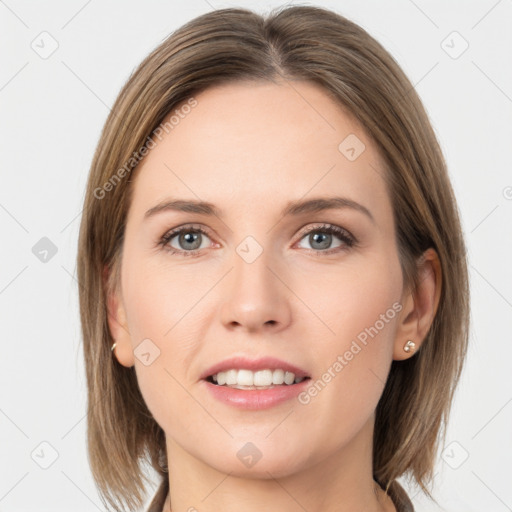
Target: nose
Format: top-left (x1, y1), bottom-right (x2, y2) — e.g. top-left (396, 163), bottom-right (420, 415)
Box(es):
top-left (219, 245), bottom-right (292, 334)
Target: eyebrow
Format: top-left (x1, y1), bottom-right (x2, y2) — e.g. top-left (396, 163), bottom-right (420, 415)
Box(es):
top-left (144, 196), bottom-right (375, 224)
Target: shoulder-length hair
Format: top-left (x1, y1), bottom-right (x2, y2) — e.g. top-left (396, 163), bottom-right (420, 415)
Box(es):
top-left (77, 5), bottom-right (470, 511)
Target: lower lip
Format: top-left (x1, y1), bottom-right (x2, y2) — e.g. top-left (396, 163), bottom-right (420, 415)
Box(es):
top-left (202, 379), bottom-right (310, 410)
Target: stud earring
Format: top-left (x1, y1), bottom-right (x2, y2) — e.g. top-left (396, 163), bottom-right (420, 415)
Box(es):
top-left (111, 342), bottom-right (117, 353)
top-left (403, 340), bottom-right (416, 353)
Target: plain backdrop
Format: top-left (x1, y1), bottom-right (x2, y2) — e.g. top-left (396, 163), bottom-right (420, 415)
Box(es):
top-left (1, 1), bottom-right (511, 511)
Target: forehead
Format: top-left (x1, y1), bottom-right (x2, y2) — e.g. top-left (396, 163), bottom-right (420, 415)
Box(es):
top-left (129, 79), bottom-right (391, 222)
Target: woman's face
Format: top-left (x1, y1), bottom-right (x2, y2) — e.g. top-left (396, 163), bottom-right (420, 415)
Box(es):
top-left (110, 79), bottom-right (410, 478)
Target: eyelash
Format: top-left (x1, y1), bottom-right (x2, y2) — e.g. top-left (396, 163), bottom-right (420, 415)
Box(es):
top-left (158, 223), bottom-right (357, 258)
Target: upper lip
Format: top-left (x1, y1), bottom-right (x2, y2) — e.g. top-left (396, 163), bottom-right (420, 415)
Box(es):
top-left (200, 356), bottom-right (310, 380)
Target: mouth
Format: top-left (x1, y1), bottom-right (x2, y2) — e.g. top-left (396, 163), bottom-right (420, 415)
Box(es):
top-left (201, 357), bottom-right (311, 409)
top-left (205, 368), bottom-right (311, 390)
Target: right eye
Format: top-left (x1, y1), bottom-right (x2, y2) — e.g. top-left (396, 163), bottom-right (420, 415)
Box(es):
top-left (159, 224), bottom-right (215, 257)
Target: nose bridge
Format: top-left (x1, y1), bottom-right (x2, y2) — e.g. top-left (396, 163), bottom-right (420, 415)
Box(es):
top-left (219, 234), bottom-right (291, 331)
top-left (234, 237), bottom-right (273, 295)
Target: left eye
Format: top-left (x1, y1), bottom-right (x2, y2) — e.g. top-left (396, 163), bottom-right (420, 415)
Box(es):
top-left (295, 224), bottom-right (355, 252)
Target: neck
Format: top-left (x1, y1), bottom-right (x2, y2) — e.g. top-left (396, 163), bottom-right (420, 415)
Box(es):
top-left (161, 415), bottom-right (395, 512)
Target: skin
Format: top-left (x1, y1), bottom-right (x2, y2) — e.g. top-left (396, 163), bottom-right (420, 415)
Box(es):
top-left (107, 79), bottom-right (441, 512)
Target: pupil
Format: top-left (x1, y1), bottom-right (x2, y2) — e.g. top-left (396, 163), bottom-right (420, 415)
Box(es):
top-left (180, 231), bottom-right (201, 250)
top-left (311, 232), bottom-right (331, 250)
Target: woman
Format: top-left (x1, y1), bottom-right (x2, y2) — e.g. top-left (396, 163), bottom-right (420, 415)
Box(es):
top-left (77, 5), bottom-right (470, 512)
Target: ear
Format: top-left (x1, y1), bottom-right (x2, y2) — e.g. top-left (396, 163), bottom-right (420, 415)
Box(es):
top-left (104, 264), bottom-right (135, 367)
top-left (393, 248), bottom-right (442, 361)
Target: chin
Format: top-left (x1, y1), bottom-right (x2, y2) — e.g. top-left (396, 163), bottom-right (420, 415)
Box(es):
top-left (197, 437), bottom-right (314, 479)
top-left (210, 456), bottom-right (304, 480)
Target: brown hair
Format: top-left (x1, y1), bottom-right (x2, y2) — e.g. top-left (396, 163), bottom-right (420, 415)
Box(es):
top-left (77, 5), bottom-right (470, 511)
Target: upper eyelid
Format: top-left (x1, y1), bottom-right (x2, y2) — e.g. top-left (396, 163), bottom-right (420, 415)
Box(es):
top-left (295, 222), bottom-right (352, 237)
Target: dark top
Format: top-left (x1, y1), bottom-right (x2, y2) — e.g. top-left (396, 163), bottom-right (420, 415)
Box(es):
top-left (146, 477), bottom-right (414, 512)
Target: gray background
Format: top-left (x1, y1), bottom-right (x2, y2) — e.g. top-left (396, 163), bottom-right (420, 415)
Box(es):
top-left (1, 0), bottom-right (511, 510)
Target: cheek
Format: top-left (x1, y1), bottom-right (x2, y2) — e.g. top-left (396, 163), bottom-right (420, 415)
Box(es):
top-left (303, 252), bottom-right (402, 406)
top-left (304, 251), bottom-right (402, 348)
top-left (122, 252), bottom-right (204, 344)
top-left (122, 270), bottom-right (200, 430)
top-left (120, 252), bottom-right (215, 418)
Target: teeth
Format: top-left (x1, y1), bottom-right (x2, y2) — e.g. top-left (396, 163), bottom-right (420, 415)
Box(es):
top-left (254, 369), bottom-right (272, 386)
top-left (210, 369), bottom-right (306, 387)
top-left (225, 369), bottom-right (237, 385)
top-left (272, 369), bottom-right (285, 385)
top-left (284, 371), bottom-right (295, 385)
top-left (237, 369), bottom-right (254, 386)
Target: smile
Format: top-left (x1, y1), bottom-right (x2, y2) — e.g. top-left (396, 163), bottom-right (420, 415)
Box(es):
top-left (208, 368), bottom-right (307, 389)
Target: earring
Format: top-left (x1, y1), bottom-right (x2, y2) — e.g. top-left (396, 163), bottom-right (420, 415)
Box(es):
top-left (111, 342), bottom-right (117, 353)
top-left (403, 340), bottom-right (416, 353)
